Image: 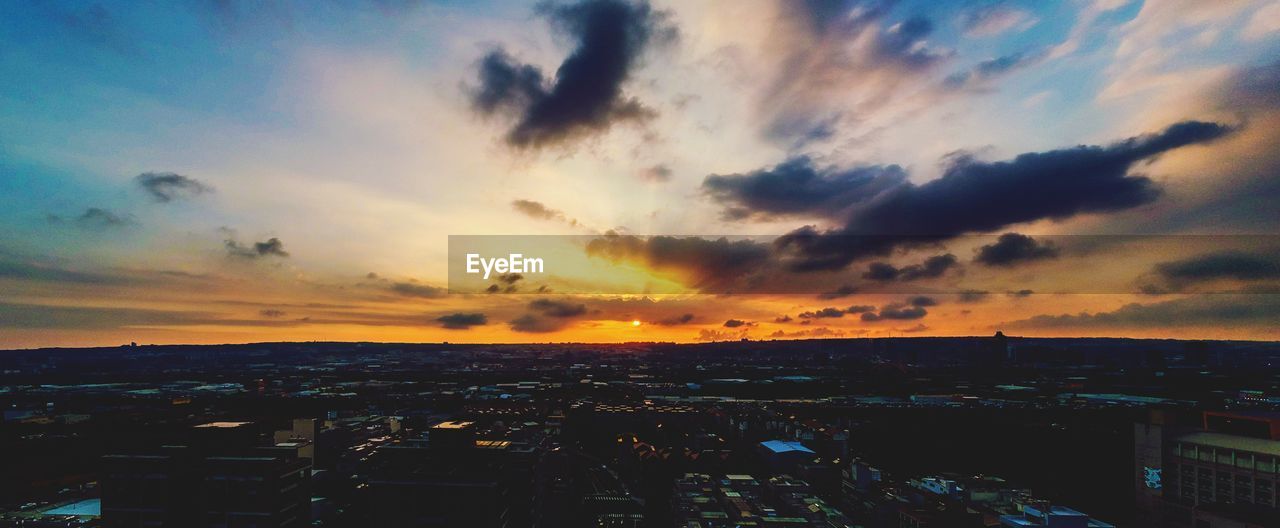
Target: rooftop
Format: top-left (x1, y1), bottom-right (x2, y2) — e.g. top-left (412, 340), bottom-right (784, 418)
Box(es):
top-left (1177, 431), bottom-right (1280, 457)
top-left (760, 440), bottom-right (816, 455)
top-left (194, 421), bottom-right (251, 429)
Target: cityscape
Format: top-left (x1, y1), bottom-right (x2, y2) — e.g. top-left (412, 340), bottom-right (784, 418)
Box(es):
top-left (3, 336), bottom-right (1280, 526)
top-left (3, 0), bottom-right (1280, 526)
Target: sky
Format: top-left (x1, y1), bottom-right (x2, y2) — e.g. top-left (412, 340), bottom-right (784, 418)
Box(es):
top-left (1, 0), bottom-right (1279, 348)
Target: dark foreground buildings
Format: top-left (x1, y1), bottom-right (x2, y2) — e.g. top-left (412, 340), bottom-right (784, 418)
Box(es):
top-left (1136, 410), bottom-right (1280, 528)
top-left (100, 421), bottom-right (312, 528)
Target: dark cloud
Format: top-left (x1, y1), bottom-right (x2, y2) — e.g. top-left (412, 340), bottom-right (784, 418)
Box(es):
top-left (907, 295), bottom-right (937, 307)
top-left (437, 312), bottom-right (488, 329)
top-left (764, 121), bottom-right (1231, 271)
top-left (861, 302), bottom-right (928, 321)
top-left (72, 208), bottom-right (133, 229)
top-left (259, 309), bottom-right (286, 318)
top-left (585, 233), bottom-right (771, 291)
top-left (467, 0), bottom-right (676, 149)
top-left (817, 284), bottom-right (858, 299)
top-left (723, 318), bottom-right (755, 328)
top-left (0, 255), bottom-right (128, 285)
top-left (510, 298), bottom-right (589, 332)
top-left (774, 314), bottom-right (793, 323)
top-left (225, 237), bottom-right (289, 259)
top-left (863, 262), bottom-right (899, 282)
top-left (529, 298), bottom-right (589, 318)
top-left (974, 233), bottom-right (1059, 267)
top-left (873, 16), bottom-right (946, 69)
top-left (1008, 289), bottom-right (1034, 297)
top-left (846, 304), bottom-right (876, 314)
top-left (135, 172), bottom-right (213, 203)
top-left (799, 307), bottom-right (845, 319)
top-left (702, 157), bottom-right (906, 221)
top-left (1156, 251), bottom-right (1280, 282)
top-left (0, 302), bottom-right (212, 330)
top-left (389, 281), bottom-right (445, 298)
top-left (943, 50), bottom-right (1044, 90)
top-left (512, 199), bottom-right (565, 221)
top-left (958, 289), bottom-right (990, 303)
top-left (640, 164), bottom-right (672, 182)
top-left (862, 254), bottom-right (958, 281)
top-left (1006, 294), bottom-right (1280, 330)
top-left (655, 313), bottom-right (695, 325)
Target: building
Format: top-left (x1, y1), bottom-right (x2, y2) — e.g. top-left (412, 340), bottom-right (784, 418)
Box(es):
top-left (998, 501), bottom-right (1115, 527)
top-left (100, 421), bottom-right (311, 528)
top-left (1136, 411), bottom-right (1280, 527)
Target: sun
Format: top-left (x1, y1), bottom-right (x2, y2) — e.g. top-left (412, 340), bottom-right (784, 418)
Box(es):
top-left (631, 320), bottom-right (641, 327)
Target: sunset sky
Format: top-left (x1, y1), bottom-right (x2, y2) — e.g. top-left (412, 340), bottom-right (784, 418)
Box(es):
top-left (2, 0), bottom-right (1279, 348)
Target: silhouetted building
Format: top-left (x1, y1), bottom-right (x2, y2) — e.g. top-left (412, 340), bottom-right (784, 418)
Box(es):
top-left (101, 421), bottom-right (311, 528)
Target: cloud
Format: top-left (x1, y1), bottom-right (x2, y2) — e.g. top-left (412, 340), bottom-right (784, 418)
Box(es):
top-left (510, 298), bottom-right (590, 332)
top-left (639, 164), bottom-right (672, 182)
top-left (0, 255), bottom-right (129, 285)
top-left (758, 2), bottom-right (950, 146)
top-left (696, 328), bottom-right (748, 342)
top-left (907, 295), bottom-right (937, 307)
top-left (974, 233), bottom-right (1059, 267)
top-left (529, 298), bottom-right (589, 317)
top-left (898, 323), bottom-right (929, 333)
top-left (798, 307), bottom-right (845, 319)
top-left (259, 309), bottom-right (286, 318)
top-left (943, 50), bottom-right (1045, 90)
top-left (68, 207), bottom-right (133, 229)
top-left (817, 284), bottom-right (858, 299)
top-left (437, 312), bottom-right (488, 329)
top-left (960, 2), bottom-right (1037, 37)
top-left (723, 318), bottom-right (755, 328)
top-left (702, 156), bottom-right (906, 221)
top-left (585, 233), bottom-right (771, 291)
top-left (1006, 294), bottom-right (1280, 330)
top-left (862, 253), bottom-right (958, 281)
top-left (0, 302), bottom-right (213, 330)
top-left (861, 301), bottom-right (928, 321)
top-left (655, 313), bottom-right (695, 325)
top-left (512, 199), bottom-right (566, 221)
top-left (466, 0), bottom-right (676, 149)
top-left (135, 172), bottom-right (213, 203)
top-left (1142, 250), bottom-right (1280, 292)
top-left (768, 327), bottom-right (848, 339)
top-left (766, 120), bottom-right (1232, 271)
top-left (958, 289), bottom-right (991, 303)
top-left (389, 281), bottom-right (445, 298)
top-left (225, 237), bottom-right (290, 258)
top-left (846, 304), bottom-right (876, 314)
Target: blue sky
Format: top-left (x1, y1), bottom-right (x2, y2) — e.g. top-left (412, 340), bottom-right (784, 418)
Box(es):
top-left (1, 0), bottom-right (1279, 347)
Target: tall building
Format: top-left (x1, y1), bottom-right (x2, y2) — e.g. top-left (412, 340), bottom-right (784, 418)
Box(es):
top-left (1136, 411), bottom-right (1280, 527)
top-left (101, 421), bottom-right (311, 528)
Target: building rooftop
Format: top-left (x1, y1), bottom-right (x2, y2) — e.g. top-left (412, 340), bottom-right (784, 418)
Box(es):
top-left (194, 421), bottom-right (251, 429)
top-left (1177, 431), bottom-right (1280, 456)
top-left (760, 440), bottom-right (815, 455)
top-left (432, 420), bottom-right (475, 429)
